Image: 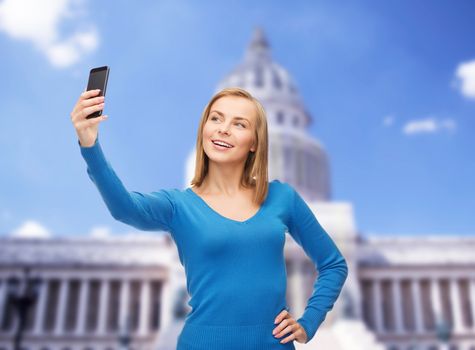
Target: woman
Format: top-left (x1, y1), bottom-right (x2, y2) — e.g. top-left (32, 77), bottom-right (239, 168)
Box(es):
top-left (70, 87), bottom-right (348, 349)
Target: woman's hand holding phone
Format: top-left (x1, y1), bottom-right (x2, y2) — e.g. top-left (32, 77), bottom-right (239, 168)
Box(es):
top-left (70, 89), bottom-right (108, 147)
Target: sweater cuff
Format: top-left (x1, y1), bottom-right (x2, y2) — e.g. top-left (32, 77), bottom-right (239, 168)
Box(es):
top-left (297, 309), bottom-right (326, 344)
top-left (78, 136), bottom-right (107, 174)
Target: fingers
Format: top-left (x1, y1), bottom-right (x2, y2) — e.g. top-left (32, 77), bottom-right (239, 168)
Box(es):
top-left (71, 101), bottom-right (105, 123)
top-left (274, 308), bottom-right (289, 324)
top-left (70, 89), bottom-right (104, 122)
top-left (272, 317), bottom-right (307, 344)
top-left (273, 320), bottom-right (298, 343)
top-left (279, 327), bottom-right (298, 344)
top-left (77, 95), bottom-right (105, 111)
top-left (72, 90), bottom-right (104, 115)
top-left (272, 308), bottom-right (299, 344)
top-left (75, 114), bottom-right (108, 130)
top-left (272, 317), bottom-right (291, 336)
top-left (81, 102), bottom-right (105, 119)
top-left (72, 88), bottom-right (101, 113)
top-left (81, 88), bottom-right (101, 100)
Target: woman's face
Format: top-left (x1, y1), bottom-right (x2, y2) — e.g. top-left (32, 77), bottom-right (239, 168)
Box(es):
top-left (202, 96), bottom-right (257, 165)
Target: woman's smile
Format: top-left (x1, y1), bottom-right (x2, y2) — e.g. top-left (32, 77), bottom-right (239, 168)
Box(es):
top-left (211, 139), bottom-right (235, 151)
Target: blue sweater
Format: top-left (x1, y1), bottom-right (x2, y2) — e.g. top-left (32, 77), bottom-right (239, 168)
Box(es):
top-left (79, 136), bottom-right (348, 350)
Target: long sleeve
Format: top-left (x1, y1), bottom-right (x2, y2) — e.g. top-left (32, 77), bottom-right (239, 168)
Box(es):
top-left (78, 135), bottom-right (175, 232)
top-left (286, 184), bottom-right (348, 343)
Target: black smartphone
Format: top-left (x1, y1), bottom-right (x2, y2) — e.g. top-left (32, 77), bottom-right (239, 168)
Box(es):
top-left (85, 65), bottom-right (110, 119)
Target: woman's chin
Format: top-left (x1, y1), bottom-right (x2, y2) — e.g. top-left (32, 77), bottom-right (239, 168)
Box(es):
top-left (207, 153), bottom-right (248, 164)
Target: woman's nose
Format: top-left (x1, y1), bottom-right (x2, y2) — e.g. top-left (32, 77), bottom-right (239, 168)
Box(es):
top-left (219, 125), bottom-right (230, 134)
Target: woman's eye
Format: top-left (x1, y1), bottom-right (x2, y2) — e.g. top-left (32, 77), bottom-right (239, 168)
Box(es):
top-left (209, 116), bottom-right (245, 128)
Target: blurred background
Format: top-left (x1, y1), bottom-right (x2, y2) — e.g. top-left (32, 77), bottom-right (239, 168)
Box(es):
top-left (0, 0), bottom-right (474, 349)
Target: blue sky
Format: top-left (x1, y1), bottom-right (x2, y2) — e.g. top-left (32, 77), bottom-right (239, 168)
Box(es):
top-left (0, 0), bottom-right (474, 238)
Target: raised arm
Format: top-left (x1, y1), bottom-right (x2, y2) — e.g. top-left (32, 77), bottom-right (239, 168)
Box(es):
top-left (78, 136), bottom-right (175, 232)
top-left (71, 89), bottom-right (174, 232)
top-left (285, 184), bottom-right (348, 343)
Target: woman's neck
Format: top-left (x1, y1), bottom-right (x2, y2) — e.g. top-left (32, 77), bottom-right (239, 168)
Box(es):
top-left (201, 162), bottom-right (247, 196)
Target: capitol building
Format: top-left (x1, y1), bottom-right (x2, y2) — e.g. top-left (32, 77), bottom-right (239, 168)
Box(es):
top-left (1, 28), bottom-right (474, 350)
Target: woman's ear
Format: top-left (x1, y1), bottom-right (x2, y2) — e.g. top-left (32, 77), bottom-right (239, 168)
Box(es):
top-left (250, 140), bottom-right (256, 152)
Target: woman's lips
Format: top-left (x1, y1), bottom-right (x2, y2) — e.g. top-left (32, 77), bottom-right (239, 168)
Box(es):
top-left (211, 139), bottom-right (234, 151)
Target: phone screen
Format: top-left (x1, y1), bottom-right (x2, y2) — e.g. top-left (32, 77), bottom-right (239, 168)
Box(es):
top-left (86, 66), bottom-right (109, 119)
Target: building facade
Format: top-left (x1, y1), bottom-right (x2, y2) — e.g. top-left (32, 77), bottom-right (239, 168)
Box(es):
top-left (0, 28), bottom-right (474, 350)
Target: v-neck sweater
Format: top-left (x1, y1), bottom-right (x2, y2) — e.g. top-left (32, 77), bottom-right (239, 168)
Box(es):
top-left (78, 136), bottom-right (348, 350)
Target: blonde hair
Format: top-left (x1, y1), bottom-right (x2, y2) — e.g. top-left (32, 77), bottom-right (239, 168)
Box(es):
top-left (190, 87), bottom-right (269, 205)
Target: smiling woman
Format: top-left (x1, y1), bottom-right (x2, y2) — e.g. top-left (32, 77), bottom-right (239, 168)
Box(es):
top-left (190, 87), bottom-right (270, 205)
top-left (74, 86), bottom-right (348, 349)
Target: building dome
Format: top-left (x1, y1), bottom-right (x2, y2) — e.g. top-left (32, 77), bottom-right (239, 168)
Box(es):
top-left (216, 28), bottom-right (308, 124)
top-left (186, 27), bottom-right (331, 201)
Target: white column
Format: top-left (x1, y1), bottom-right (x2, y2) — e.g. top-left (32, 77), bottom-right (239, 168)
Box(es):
top-left (289, 261), bottom-right (306, 317)
top-left (430, 278), bottom-right (443, 326)
top-left (138, 280), bottom-right (151, 336)
top-left (391, 278), bottom-right (404, 334)
top-left (119, 279), bottom-right (130, 331)
top-left (96, 279), bottom-right (109, 335)
top-left (372, 279), bottom-right (384, 333)
top-left (469, 279), bottom-right (475, 333)
top-left (449, 278), bottom-right (465, 334)
top-left (160, 278), bottom-right (173, 329)
top-left (54, 279), bottom-right (69, 335)
top-left (411, 278), bottom-right (424, 334)
top-left (33, 279), bottom-right (49, 335)
top-left (75, 279), bottom-right (90, 335)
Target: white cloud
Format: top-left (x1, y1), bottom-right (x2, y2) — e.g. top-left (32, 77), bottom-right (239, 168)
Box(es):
top-left (0, 0), bottom-right (98, 68)
top-left (10, 220), bottom-right (51, 239)
top-left (89, 225), bottom-right (112, 238)
top-left (45, 28), bottom-right (98, 67)
top-left (454, 59), bottom-right (475, 100)
top-left (402, 117), bottom-right (456, 135)
top-left (383, 115), bottom-right (394, 127)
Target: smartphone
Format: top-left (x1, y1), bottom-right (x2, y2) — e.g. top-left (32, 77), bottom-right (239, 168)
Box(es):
top-left (85, 65), bottom-right (110, 119)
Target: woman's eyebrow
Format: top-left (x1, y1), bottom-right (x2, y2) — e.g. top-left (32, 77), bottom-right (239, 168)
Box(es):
top-left (210, 110), bottom-right (250, 123)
